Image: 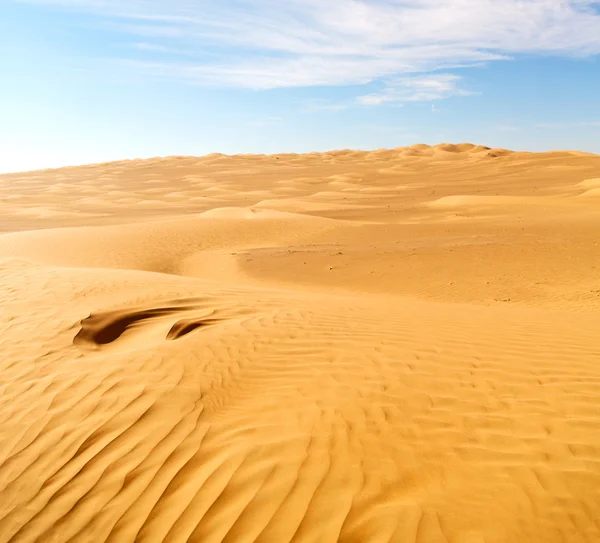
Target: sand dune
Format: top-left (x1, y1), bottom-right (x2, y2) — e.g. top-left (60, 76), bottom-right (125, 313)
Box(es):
top-left (1, 145), bottom-right (600, 542)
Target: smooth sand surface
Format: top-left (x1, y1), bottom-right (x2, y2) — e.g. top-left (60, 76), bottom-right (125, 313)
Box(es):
top-left (1, 143), bottom-right (600, 542)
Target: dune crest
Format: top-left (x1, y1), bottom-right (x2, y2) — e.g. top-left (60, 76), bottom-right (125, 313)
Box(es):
top-left (1, 145), bottom-right (600, 542)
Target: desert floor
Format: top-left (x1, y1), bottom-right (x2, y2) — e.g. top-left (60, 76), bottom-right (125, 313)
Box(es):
top-left (1, 143), bottom-right (600, 542)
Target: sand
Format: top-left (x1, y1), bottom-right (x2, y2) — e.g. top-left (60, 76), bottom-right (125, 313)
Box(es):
top-left (1, 143), bottom-right (600, 542)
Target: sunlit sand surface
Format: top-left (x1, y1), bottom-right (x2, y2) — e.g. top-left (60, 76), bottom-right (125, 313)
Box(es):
top-left (1, 144), bottom-right (600, 542)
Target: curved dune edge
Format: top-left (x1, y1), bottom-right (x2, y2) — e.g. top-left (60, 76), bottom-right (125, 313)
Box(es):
top-left (1, 145), bottom-right (600, 542)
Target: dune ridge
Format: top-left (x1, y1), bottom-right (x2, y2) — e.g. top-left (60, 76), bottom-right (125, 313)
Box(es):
top-left (1, 145), bottom-right (600, 542)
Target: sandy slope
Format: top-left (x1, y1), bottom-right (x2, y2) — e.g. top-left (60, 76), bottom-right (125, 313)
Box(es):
top-left (1, 144), bottom-right (600, 542)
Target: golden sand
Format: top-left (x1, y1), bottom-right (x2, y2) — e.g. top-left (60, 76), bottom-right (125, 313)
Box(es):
top-left (1, 143), bottom-right (600, 542)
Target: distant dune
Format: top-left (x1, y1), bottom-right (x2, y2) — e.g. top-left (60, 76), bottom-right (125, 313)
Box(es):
top-left (1, 145), bottom-right (600, 542)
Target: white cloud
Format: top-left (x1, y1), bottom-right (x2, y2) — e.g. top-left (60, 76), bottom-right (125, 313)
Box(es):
top-left (15, 0), bottom-right (600, 96)
top-left (130, 42), bottom-right (172, 52)
top-left (357, 74), bottom-right (472, 105)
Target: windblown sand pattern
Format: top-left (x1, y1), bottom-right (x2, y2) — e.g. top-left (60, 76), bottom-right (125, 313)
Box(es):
top-left (1, 144), bottom-right (600, 542)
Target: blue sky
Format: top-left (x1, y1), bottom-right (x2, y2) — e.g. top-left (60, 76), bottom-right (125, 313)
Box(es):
top-left (1, 0), bottom-right (600, 172)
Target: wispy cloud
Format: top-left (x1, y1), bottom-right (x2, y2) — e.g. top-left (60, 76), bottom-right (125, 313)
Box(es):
top-left (130, 42), bottom-right (173, 53)
top-left (15, 0), bottom-right (600, 100)
top-left (357, 74), bottom-right (472, 105)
